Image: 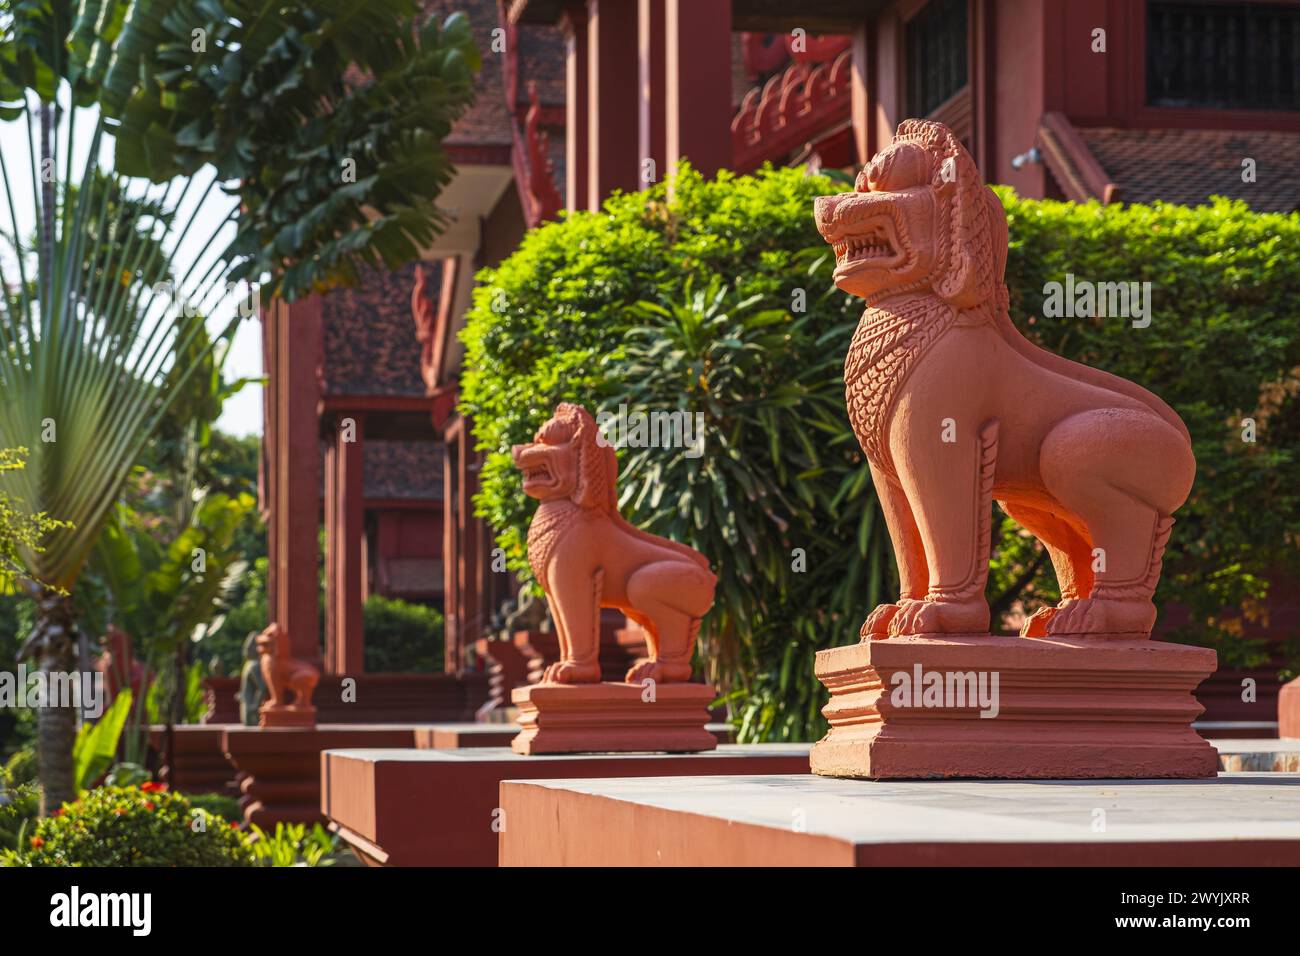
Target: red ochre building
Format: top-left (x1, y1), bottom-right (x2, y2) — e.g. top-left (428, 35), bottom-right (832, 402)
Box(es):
top-left (259, 0), bottom-right (1300, 720)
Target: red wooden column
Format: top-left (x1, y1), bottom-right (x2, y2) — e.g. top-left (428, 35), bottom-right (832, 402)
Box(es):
top-left (664, 0), bottom-right (732, 180)
top-left (260, 302), bottom-right (280, 622)
top-left (273, 296), bottom-right (322, 664)
top-left (560, 2), bottom-right (589, 211)
top-left (851, 20), bottom-right (877, 166)
top-left (327, 412), bottom-right (365, 675)
top-left (586, 0), bottom-right (640, 208)
top-left (637, 0), bottom-right (666, 188)
top-left (444, 417), bottom-right (481, 674)
top-left (323, 435), bottom-right (337, 665)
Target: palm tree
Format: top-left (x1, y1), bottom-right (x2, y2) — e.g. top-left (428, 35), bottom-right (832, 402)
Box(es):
top-left (0, 0), bottom-right (478, 812)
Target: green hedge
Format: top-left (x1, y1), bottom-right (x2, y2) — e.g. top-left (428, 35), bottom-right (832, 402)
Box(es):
top-left (998, 191), bottom-right (1300, 667)
top-left (461, 165), bottom-right (1300, 739)
top-left (363, 595), bottom-right (445, 673)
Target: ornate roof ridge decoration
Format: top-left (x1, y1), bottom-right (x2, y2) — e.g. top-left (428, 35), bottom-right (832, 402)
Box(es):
top-left (499, 0), bottom-right (563, 227)
top-left (731, 40), bottom-right (852, 174)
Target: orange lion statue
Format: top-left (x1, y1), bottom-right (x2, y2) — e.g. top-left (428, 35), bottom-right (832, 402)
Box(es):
top-left (512, 403), bottom-right (716, 684)
top-left (814, 119), bottom-right (1194, 640)
top-left (256, 622), bottom-right (319, 726)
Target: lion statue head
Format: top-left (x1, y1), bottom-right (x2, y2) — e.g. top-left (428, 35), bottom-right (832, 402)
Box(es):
top-left (255, 622), bottom-right (287, 657)
top-left (511, 403), bottom-right (617, 510)
top-left (813, 119), bottom-right (1009, 312)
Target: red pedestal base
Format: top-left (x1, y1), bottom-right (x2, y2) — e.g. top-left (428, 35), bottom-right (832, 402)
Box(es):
top-left (321, 745), bottom-right (811, 865)
top-left (147, 724), bottom-right (241, 795)
top-left (811, 634), bottom-right (1219, 780)
top-left (511, 682), bottom-right (717, 755)
top-left (223, 725), bottom-right (420, 826)
top-left (259, 706), bottom-right (317, 728)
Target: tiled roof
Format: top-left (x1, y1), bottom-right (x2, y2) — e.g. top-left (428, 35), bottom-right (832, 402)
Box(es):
top-left (364, 440), bottom-right (445, 500)
top-left (321, 261), bottom-right (434, 398)
top-left (425, 0), bottom-right (515, 147)
top-left (1075, 126), bottom-right (1300, 213)
top-left (516, 15), bottom-right (565, 107)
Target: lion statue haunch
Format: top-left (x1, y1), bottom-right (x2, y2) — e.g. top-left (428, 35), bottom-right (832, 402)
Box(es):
top-left (814, 119), bottom-right (1194, 640)
top-left (512, 403), bottom-right (716, 684)
top-left (256, 622), bottom-right (319, 725)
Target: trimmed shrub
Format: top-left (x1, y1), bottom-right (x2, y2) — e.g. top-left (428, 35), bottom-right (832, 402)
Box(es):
top-left (363, 595), bottom-right (445, 673)
top-left (996, 189), bottom-right (1300, 665)
top-left (3, 784), bottom-right (252, 867)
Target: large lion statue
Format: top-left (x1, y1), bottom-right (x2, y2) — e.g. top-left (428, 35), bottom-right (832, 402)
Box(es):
top-left (512, 403), bottom-right (716, 684)
top-left (814, 119), bottom-right (1194, 639)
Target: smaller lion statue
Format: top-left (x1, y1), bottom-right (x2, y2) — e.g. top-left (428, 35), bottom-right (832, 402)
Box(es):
top-left (256, 622), bottom-right (319, 725)
top-left (513, 403), bottom-right (716, 684)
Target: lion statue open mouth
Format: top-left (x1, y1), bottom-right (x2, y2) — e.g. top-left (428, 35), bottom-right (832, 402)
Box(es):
top-left (512, 403), bottom-right (717, 684)
top-left (814, 119), bottom-right (1194, 639)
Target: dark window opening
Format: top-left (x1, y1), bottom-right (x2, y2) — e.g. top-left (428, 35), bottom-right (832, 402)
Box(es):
top-left (906, 0), bottom-right (969, 118)
top-left (1147, 1), bottom-right (1300, 110)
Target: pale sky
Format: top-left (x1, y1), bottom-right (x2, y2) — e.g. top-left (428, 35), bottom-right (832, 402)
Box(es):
top-left (0, 100), bottom-right (264, 438)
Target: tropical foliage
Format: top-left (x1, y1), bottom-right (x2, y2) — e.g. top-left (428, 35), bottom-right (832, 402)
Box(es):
top-left (0, 0), bottom-right (480, 810)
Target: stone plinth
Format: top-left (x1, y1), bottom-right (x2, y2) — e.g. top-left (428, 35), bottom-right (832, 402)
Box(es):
top-left (1212, 738), bottom-right (1300, 773)
top-left (147, 724), bottom-right (241, 795)
top-left (812, 634), bottom-right (1218, 780)
top-left (412, 720), bottom-right (735, 750)
top-left (415, 723), bottom-right (521, 749)
top-left (1281, 677), bottom-right (1300, 739)
top-left (319, 744), bottom-right (810, 866)
top-left (223, 725), bottom-right (420, 826)
top-left (498, 773), bottom-right (1300, 866)
top-left (511, 682), bottom-right (716, 755)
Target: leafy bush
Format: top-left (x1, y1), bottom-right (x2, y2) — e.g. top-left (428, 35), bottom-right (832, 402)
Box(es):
top-left (0, 780), bottom-right (39, 851)
top-left (2, 784), bottom-right (252, 867)
top-left (462, 164), bottom-right (1300, 740)
top-left (995, 190), bottom-right (1300, 661)
top-left (184, 791), bottom-right (242, 823)
top-left (363, 595), bottom-right (445, 673)
top-left (246, 822), bottom-right (340, 867)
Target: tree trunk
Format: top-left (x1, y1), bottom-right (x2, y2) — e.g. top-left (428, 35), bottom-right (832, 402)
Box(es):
top-left (31, 590), bottom-right (79, 814)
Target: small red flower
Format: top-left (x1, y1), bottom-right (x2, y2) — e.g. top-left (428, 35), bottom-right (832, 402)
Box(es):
top-left (51, 808), bottom-right (64, 817)
top-left (143, 801), bottom-right (155, 811)
top-left (29, 836), bottom-right (44, 848)
top-left (140, 782), bottom-right (167, 794)
top-left (229, 822), bottom-right (240, 830)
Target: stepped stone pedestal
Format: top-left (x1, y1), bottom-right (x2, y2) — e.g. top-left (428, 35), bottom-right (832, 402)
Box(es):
top-left (511, 682), bottom-right (717, 755)
top-left (812, 634), bottom-right (1219, 780)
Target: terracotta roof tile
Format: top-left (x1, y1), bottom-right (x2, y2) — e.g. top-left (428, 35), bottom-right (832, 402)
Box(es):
top-left (321, 261), bottom-right (434, 397)
top-left (1077, 127), bottom-right (1300, 213)
top-left (365, 440), bottom-right (445, 500)
top-left (425, 0), bottom-right (514, 147)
